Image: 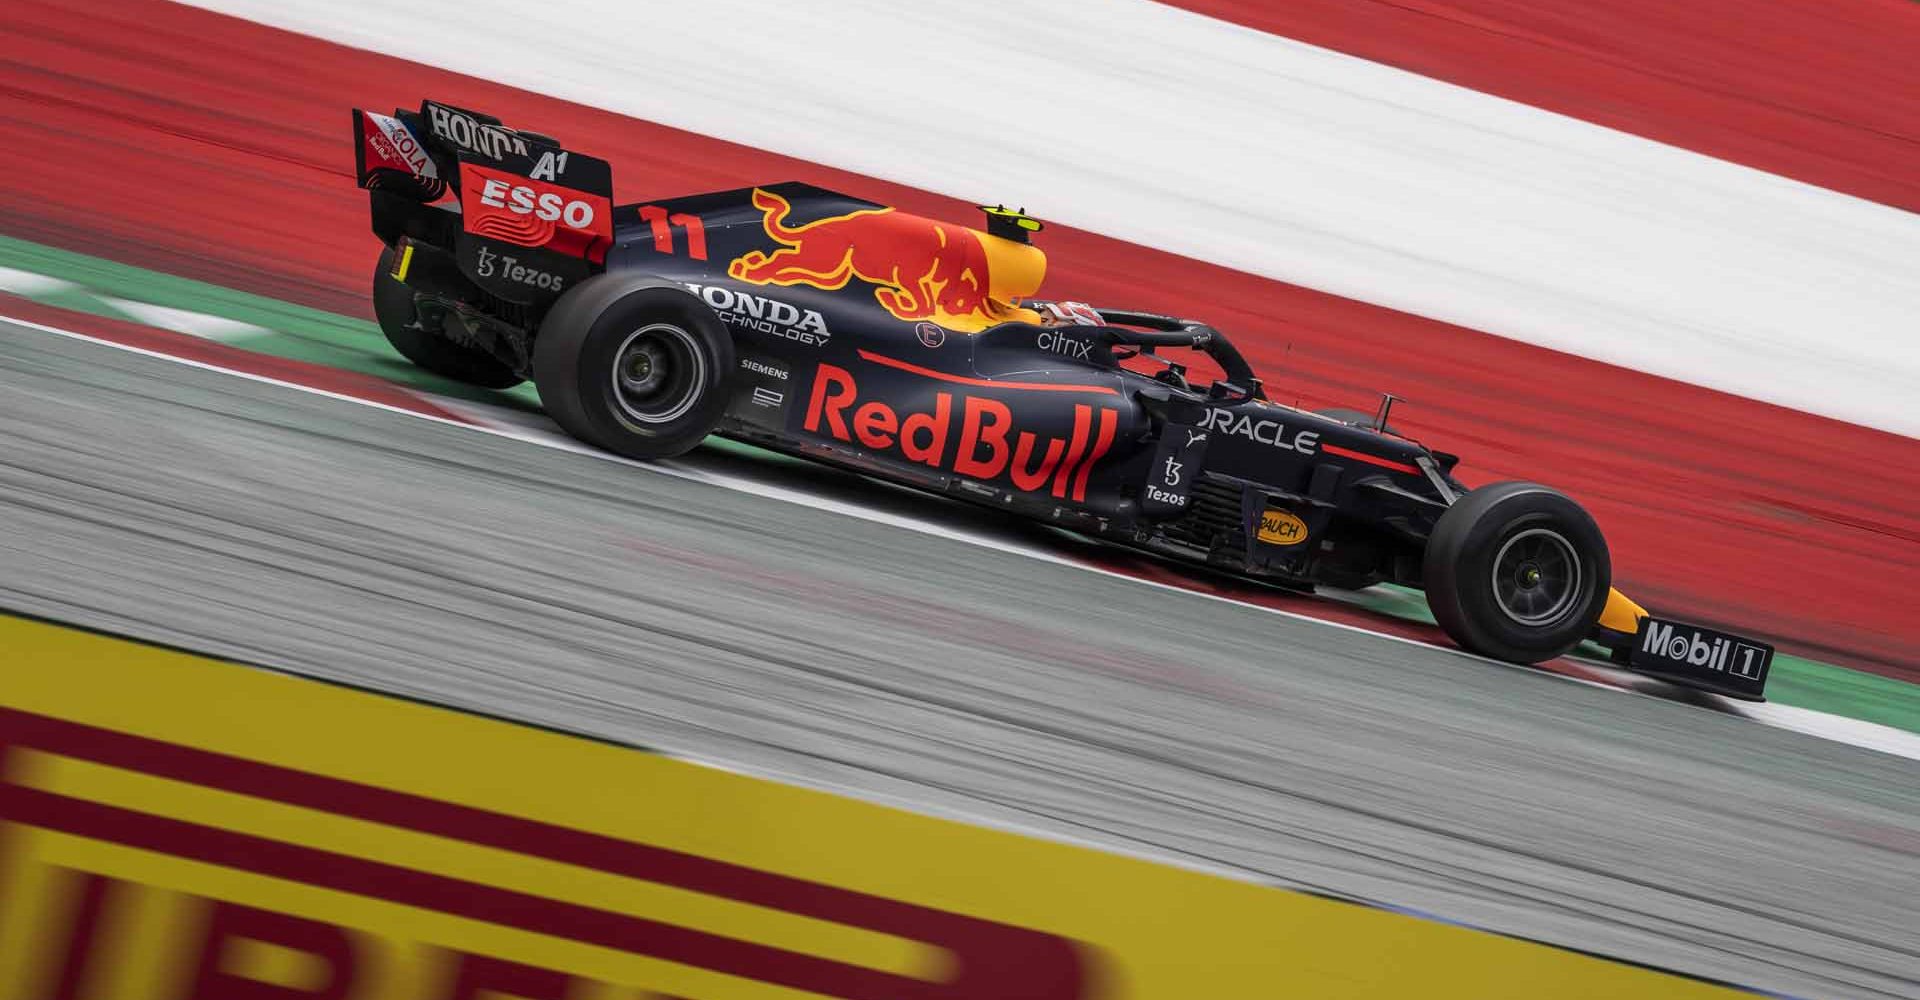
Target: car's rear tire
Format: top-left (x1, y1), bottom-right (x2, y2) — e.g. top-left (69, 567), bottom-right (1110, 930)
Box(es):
top-left (373, 247), bottom-right (523, 389)
top-left (1423, 481), bottom-right (1610, 664)
top-left (532, 274), bottom-right (733, 460)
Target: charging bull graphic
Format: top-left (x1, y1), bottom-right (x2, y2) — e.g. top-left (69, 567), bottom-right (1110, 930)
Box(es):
top-left (729, 188), bottom-right (1046, 332)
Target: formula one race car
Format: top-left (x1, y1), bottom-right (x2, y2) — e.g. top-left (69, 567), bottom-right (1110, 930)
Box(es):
top-left (352, 100), bottom-right (1774, 699)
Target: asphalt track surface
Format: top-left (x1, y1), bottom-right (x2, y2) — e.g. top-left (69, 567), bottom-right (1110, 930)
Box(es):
top-left (5, 322), bottom-right (1919, 998)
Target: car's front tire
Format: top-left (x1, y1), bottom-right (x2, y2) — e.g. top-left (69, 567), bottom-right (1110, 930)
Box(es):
top-left (373, 247), bottom-right (524, 389)
top-left (1423, 481), bottom-right (1610, 664)
top-left (532, 275), bottom-right (733, 460)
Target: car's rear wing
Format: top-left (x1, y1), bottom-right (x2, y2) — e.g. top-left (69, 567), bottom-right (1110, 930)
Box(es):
top-left (353, 100), bottom-right (614, 304)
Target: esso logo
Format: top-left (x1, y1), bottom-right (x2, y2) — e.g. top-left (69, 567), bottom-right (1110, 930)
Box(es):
top-left (476, 178), bottom-right (596, 229)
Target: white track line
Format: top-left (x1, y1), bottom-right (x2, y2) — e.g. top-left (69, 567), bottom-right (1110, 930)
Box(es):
top-left (1733, 701), bottom-right (1920, 759)
top-left (0, 265), bottom-right (75, 298)
top-left (99, 298), bottom-right (272, 342)
top-left (14, 311), bottom-right (1919, 762)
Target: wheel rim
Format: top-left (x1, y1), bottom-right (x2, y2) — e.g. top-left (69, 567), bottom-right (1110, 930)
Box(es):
top-left (1490, 527), bottom-right (1582, 627)
top-left (610, 323), bottom-right (704, 425)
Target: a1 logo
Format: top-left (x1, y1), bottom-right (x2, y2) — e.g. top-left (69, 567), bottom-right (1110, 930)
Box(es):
top-left (529, 149), bottom-right (571, 181)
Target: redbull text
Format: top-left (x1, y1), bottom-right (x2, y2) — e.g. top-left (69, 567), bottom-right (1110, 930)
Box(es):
top-left (803, 361), bottom-right (1118, 501)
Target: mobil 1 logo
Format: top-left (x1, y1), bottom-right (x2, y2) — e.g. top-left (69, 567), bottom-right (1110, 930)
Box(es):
top-left (1628, 617), bottom-right (1772, 699)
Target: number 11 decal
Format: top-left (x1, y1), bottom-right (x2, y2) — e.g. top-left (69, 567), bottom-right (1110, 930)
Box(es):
top-left (636, 205), bottom-right (707, 260)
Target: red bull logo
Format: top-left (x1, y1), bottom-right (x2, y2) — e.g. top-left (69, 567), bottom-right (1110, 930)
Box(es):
top-left (804, 359), bottom-right (1118, 501)
top-left (729, 189), bottom-right (1045, 332)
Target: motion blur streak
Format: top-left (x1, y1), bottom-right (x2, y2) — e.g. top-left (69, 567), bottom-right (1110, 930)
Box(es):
top-left (1168, 0), bottom-right (1920, 213)
top-left (1, 0), bottom-right (1914, 675)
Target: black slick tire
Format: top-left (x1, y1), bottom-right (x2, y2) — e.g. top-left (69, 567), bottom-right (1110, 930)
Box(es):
top-left (1423, 481), bottom-right (1610, 664)
top-left (532, 274), bottom-right (733, 460)
top-left (373, 247), bottom-right (523, 389)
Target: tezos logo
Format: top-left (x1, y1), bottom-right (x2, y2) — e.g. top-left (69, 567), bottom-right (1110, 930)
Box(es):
top-left (475, 245), bottom-right (563, 290)
top-left (1144, 485), bottom-right (1187, 508)
top-left (685, 283), bottom-right (831, 346)
top-left (916, 323), bottom-right (946, 349)
top-left (506, 258), bottom-right (561, 290)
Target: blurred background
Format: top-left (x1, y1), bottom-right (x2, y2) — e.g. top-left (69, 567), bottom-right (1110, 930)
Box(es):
top-left (1, 1), bottom-right (1916, 998)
